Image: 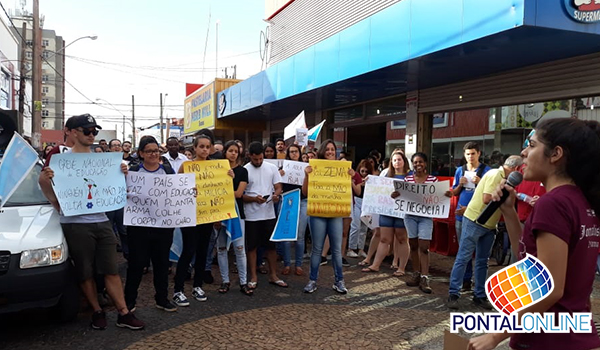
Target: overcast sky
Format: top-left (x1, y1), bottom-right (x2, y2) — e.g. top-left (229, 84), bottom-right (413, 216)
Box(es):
top-left (8, 0), bottom-right (267, 138)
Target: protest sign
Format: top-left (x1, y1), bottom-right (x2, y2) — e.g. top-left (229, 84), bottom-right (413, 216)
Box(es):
top-left (264, 158), bottom-right (283, 169)
top-left (270, 189), bottom-right (301, 242)
top-left (0, 132), bottom-right (39, 208)
top-left (124, 172), bottom-right (196, 228)
top-left (49, 152), bottom-right (126, 216)
top-left (463, 171), bottom-right (476, 189)
top-left (183, 159), bottom-right (237, 224)
top-left (280, 160), bottom-right (308, 185)
top-left (306, 159), bottom-right (352, 217)
top-left (295, 128), bottom-right (308, 146)
top-left (361, 176), bottom-right (451, 219)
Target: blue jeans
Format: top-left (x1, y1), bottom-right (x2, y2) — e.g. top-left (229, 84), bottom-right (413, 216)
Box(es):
top-left (449, 217), bottom-right (495, 298)
top-left (455, 220), bottom-right (473, 283)
top-left (404, 214), bottom-right (433, 240)
top-left (283, 199), bottom-right (308, 267)
top-left (349, 197), bottom-right (368, 250)
top-left (309, 216), bottom-right (344, 282)
top-left (216, 222), bottom-right (247, 285)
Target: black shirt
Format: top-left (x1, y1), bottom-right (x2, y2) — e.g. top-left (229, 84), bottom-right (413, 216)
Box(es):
top-left (232, 165), bottom-right (248, 219)
top-left (282, 183), bottom-right (306, 199)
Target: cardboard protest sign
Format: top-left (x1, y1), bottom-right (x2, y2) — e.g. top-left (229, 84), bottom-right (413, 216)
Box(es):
top-left (280, 160), bottom-right (308, 185)
top-left (49, 152), bottom-right (126, 216)
top-left (306, 159), bottom-right (352, 217)
top-left (295, 128), bottom-right (308, 146)
top-left (0, 132), bottom-right (39, 208)
top-left (361, 176), bottom-right (451, 219)
top-left (124, 172), bottom-right (196, 228)
top-left (270, 189), bottom-right (301, 242)
top-left (264, 159), bottom-right (283, 169)
top-left (183, 159), bottom-right (237, 224)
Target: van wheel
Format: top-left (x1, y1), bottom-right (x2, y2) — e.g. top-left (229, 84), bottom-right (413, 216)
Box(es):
top-left (56, 276), bottom-right (80, 322)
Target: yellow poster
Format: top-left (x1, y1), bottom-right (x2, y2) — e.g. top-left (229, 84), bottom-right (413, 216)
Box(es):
top-left (307, 159), bottom-right (352, 217)
top-left (184, 82), bottom-right (214, 134)
top-left (183, 159), bottom-right (237, 224)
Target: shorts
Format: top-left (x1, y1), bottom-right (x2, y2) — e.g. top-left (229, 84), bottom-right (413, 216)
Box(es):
top-left (379, 215), bottom-right (405, 228)
top-left (60, 221), bottom-right (119, 282)
top-left (245, 219), bottom-right (277, 251)
top-left (403, 214), bottom-right (434, 240)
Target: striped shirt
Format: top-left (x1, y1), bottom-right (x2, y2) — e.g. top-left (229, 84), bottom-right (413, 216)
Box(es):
top-left (404, 174), bottom-right (438, 183)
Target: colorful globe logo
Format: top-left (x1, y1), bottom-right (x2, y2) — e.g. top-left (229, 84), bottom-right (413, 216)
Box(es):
top-left (485, 254), bottom-right (554, 315)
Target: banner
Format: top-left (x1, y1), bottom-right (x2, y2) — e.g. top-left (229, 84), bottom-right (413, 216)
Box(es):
top-left (284, 111), bottom-right (306, 140)
top-left (184, 82), bottom-right (215, 134)
top-left (361, 176), bottom-right (451, 219)
top-left (124, 172), bottom-right (196, 228)
top-left (0, 132), bottom-right (39, 208)
top-left (306, 159), bottom-right (352, 217)
top-left (270, 189), bottom-right (301, 242)
top-left (280, 160), bottom-right (308, 185)
top-left (49, 152), bottom-right (126, 216)
top-left (183, 159), bottom-right (238, 224)
top-left (264, 159), bottom-right (283, 169)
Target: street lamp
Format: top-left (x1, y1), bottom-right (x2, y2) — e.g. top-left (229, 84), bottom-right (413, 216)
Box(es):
top-left (95, 98), bottom-right (127, 141)
top-left (47, 35), bottom-right (98, 59)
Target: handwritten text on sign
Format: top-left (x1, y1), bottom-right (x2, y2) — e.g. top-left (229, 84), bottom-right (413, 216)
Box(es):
top-left (307, 159), bottom-right (352, 217)
top-left (49, 152), bottom-right (126, 216)
top-left (183, 160), bottom-right (238, 224)
top-left (361, 176), bottom-right (450, 219)
top-left (125, 173), bottom-right (196, 228)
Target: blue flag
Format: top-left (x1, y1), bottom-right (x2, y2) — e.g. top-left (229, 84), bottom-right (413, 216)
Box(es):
top-left (270, 189), bottom-right (301, 242)
top-left (225, 203), bottom-right (244, 246)
top-left (0, 132), bottom-right (40, 208)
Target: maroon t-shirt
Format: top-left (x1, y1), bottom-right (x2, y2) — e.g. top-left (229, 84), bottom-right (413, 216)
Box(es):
top-left (511, 185), bottom-right (600, 350)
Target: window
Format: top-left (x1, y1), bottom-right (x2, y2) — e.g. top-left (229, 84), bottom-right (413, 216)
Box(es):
top-left (42, 110), bottom-right (49, 117)
top-left (42, 39), bottom-right (49, 47)
top-left (25, 51), bottom-right (32, 59)
top-left (42, 86), bottom-right (49, 93)
top-left (42, 121), bottom-right (50, 129)
top-left (42, 75), bottom-right (48, 83)
top-left (26, 40), bottom-right (32, 47)
top-left (42, 51), bottom-right (49, 59)
top-left (0, 70), bottom-right (10, 109)
top-left (42, 98), bottom-right (49, 106)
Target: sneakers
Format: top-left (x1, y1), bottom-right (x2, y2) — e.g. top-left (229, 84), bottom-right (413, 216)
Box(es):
top-left (473, 297), bottom-right (493, 310)
top-left (461, 280), bottom-right (472, 292)
top-left (116, 312), bottom-right (145, 330)
top-left (419, 276), bottom-right (432, 294)
top-left (304, 280), bottom-right (318, 293)
top-left (358, 250), bottom-right (368, 259)
top-left (447, 294), bottom-right (460, 310)
top-left (320, 256), bottom-right (328, 266)
top-left (173, 291), bottom-right (190, 307)
top-left (156, 300), bottom-right (178, 312)
top-left (342, 258), bottom-right (350, 267)
top-left (346, 250), bottom-right (359, 258)
top-left (332, 280), bottom-right (348, 294)
top-left (192, 286), bottom-right (207, 302)
top-left (406, 271), bottom-right (421, 287)
top-left (91, 310), bottom-right (107, 330)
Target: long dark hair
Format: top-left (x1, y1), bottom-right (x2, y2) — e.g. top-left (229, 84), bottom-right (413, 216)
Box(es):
top-left (138, 136), bottom-right (159, 160)
top-left (536, 118), bottom-right (600, 214)
top-left (317, 139), bottom-right (336, 159)
top-left (286, 144), bottom-right (302, 161)
top-left (223, 140), bottom-right (240, 164)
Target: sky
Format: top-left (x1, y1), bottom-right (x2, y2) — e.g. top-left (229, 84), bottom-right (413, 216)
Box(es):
top-left (8, 0), bottom-right (267, 140)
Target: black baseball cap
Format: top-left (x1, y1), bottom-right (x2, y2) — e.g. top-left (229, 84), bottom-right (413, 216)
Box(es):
top-left (65, 113), bottom-right (102, 130)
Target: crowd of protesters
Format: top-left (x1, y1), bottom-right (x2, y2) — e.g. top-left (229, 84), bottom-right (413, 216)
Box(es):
top-left (36, 114), bottom-right (600, 350)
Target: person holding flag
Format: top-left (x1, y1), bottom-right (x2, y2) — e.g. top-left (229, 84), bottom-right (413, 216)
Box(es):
top-left (215, 141), bottom-right (253, 296)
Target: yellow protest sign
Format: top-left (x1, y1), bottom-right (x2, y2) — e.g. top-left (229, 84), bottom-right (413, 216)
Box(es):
top-left (307, 159), bottom-right (352, 217)
top-left (183, 159), bottom-right (237, 224)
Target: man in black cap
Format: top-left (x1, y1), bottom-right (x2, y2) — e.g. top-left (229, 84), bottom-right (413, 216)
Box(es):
top-left (39, 114), bottom-right (145, 331)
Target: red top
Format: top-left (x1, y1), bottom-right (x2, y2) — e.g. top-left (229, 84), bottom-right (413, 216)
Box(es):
top-left (515, 179), bottom-right (546, 223)
top-left (511, 185), bottom-right (600, 350)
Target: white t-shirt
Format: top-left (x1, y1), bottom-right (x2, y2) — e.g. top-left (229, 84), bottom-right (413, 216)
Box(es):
top-left (243, 161), bottom-right (282, 221)
top-left (164, 152), bottom-right (188, 174)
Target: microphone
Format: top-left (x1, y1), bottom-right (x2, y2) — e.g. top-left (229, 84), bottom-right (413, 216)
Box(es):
top-left (475, 171), bottom-right (523, 225)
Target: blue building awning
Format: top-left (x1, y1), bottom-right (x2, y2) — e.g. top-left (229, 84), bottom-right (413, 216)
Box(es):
top-left (217, 0), bottom-right (600, 122)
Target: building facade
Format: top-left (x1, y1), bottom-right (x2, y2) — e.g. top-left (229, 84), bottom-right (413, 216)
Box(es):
top-left (12, 9), bottom-right (64, 131)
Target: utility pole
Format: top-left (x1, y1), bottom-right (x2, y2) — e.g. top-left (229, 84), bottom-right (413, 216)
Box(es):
top-left (159, 93), bottom-right (163, 144)
top-left (18, 22), bottom-right (27, 134)
top-left (32, 0), bottom-right (42, 149)
top-left (132, 95), bottom-right (136, 146)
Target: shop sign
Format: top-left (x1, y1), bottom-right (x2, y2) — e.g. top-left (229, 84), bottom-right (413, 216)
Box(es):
top-left (184, 82), bottom-right (215, 134)
top-left (564, 0), bottom-right (600, 23)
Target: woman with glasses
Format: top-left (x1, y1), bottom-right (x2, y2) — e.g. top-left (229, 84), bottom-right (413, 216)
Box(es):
top-left (279, 144), bottom-right (309, 276)
top-left (124, 136), bottom-right (178, 312)
top-left (469, 119), bottom-right (600, 350)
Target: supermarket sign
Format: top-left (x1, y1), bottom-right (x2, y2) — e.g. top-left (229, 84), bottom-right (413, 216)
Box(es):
top-left (184, 82), bottom-right (215, 134)
top-left (565, 0), bottom-right (600, 23)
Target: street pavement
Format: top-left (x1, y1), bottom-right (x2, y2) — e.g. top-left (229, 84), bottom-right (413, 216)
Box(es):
top-left (2, 252), bottom-right (599, 350)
